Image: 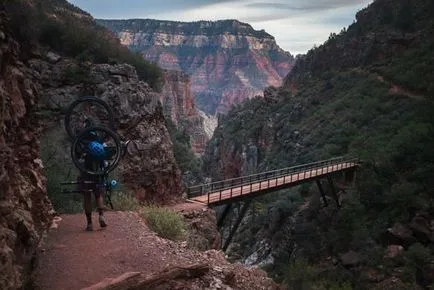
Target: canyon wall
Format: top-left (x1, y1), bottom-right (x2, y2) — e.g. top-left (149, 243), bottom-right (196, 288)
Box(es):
top-left (161, 70), bottom-right (212, 154)
top-left (98, 19), bottom-right (295, 115)
top-left (0, 15), bottom-right (53, 289)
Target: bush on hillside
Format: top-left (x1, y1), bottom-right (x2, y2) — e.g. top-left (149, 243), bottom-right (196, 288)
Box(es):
top-left (165, 119), bottom-right (202, 176)
top-left (401, 243), bottom-right (432, 282)
top-left (2, 0), bottom-right (162, 89)
top-left (110, 192), bottom-right (140, 211)
top-left (141, 206), bottom-right (187, 241)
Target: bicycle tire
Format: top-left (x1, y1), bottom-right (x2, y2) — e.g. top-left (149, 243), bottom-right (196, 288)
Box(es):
top-left (65, 97), bottom-right (115, 140)
top-left (71, 126), bottom-right (122, 176)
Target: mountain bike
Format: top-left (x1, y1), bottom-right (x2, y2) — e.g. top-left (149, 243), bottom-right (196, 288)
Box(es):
top-left (61, 96), bottom-right (131, 209)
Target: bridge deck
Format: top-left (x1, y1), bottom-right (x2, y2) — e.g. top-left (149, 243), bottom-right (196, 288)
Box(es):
top-left (189, 161), bottom-right (357, 205)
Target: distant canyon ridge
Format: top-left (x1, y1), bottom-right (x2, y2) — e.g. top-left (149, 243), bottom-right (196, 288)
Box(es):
top-left (98, 19), bottom-right (295, 115)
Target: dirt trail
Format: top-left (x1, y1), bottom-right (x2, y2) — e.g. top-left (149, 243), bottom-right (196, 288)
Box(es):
top-left (376, 75), bottom-right (426, 100)
top-left (33, 209), bottom-right (279, 290)
top-left (352, 68), bottom-right (428, 101)
top-left (33, 211), bottom-right (202, 290)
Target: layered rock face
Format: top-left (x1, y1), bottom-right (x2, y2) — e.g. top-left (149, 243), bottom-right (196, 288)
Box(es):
top-left (98, 19), bottom-right (295, 115)
top-left (36, 59), bottom-right (183, 204)
top-left (0, 18), bottom-right (53, 289)
top-left (161, 70), bottom-right (211, 154)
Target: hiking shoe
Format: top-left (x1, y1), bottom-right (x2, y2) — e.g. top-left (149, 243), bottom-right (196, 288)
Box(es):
top-left (86, 223), bottom-right (93, 231)
top-left (99, 216), bottom-right (107, 228)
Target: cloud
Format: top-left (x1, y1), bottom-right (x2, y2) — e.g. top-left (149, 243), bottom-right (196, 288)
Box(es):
top-left (67, 0), bottom-right (238, 19)
top-left (67, 0), bottom-right (372, 54)
top-left (246, 0), bottom-right (368, 11)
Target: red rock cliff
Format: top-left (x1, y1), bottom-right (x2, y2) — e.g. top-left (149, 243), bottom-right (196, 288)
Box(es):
top-left (98, 19), bottom-right (295, 115)
top-left (161, 70), bottom-right (210, 154)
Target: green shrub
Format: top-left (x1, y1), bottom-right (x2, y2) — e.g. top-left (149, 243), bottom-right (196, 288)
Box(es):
top-left (141, 206), bottom-right (187, 240)
top-left (3, 0), bottom-right (162, 89)
top-left (405, 243), bottom-right (431, 268)
top-left (283, 259), bottom-right (316, 289)
top-left (110, 192), bottom-right (140, 211)
top-left (165, 119), bottom-right (202, 176)
top-left (324, 281), bottom-right (353, 290)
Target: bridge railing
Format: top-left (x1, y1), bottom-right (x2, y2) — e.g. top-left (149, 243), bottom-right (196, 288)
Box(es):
top-left (187, 156), bottom-right (359, 202)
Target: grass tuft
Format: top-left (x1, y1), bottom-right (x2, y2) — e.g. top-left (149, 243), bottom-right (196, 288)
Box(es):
top-left (141, 206), bottom-right (187, 241)
top-left (110, 192), bottom-right (140, 211)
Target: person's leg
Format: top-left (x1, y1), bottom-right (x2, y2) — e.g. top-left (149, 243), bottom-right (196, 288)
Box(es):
top-left (83, 192), bottom-right (93, 231)
top-left (78, 175), bottom-right (93, 231)
top-left (95, 188), bottom-right (107, 228)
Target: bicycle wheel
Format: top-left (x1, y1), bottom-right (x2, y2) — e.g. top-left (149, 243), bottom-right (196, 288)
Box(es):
top-left (71, 126), bottom-right (122, 176)
top-left (65, 97), bottom-right (115, 140)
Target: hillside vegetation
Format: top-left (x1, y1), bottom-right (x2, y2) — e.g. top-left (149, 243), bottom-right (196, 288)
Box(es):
top-left (204, 0), bottom-right (434, 288)
top-left (1, 0), bottom-right (162, 89)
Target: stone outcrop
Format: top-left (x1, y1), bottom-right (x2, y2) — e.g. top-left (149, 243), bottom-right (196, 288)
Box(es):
top-left (181, 206), bottom-right (221, 251)
top-left (83, 251), bottom-right (281, 290)
top-left (387, 223), bottom-right (417, 247)
top-left (0, 17), bottom-right (53, 290)
top-left (339, 251), bottom-right (361, 267)
top-left (161, 70), bottom-right (209, 154)
top-left (35, 59), bottom-right (183, 204)
top-left (384, 245), bottom-right (404, 259)
top-left (98, 19), bottom-right (295, 115)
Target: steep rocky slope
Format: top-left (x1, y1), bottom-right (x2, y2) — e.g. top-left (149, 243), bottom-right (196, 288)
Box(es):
top-left (0, 0), bottom-right (176, 287)
top-left (203, 0), bottom-right (434, 288)
top-left (0, 11), bottom-right (53, 290)
top-left (161, 70), bottom-right (211, 154)
top-left (38, 59), bottom-right (182, 204)
top-left (98, 19), bottom-right (295, 115)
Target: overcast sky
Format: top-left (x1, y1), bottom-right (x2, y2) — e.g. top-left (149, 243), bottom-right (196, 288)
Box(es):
top-left (67, 0), bottom-right (372, 55)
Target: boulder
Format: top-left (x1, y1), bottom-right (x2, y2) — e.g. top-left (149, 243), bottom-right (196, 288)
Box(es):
top-left (387, 223), bottom-right (416, 247)
top-left (384, 245), bottom-right (404, 259)
top-left (409, 214), bottom-right (434, 243)
top-left (45, 51), bottom-right (61, 64)
top-left (339, 251), bottom-right (361, 267)
top-left (359, 268), bottom-right (385, 283)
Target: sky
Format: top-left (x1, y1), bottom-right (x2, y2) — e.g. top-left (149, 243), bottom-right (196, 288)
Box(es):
top-left (67, 0), bottom-right (373, 55)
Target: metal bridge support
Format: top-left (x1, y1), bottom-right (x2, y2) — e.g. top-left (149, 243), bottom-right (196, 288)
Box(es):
top-left (316, 180), bottom-right (328, 207)
top-left (327, 176), bottom-right (341, 208)
top-left (222, 200), bottom-right (252, 251)
top-left (352, 169), bottom-right (357, 188)
top-left (217, 204), bottom-right (233, 229)
top-left (343, 168), bottom-right (356, 186)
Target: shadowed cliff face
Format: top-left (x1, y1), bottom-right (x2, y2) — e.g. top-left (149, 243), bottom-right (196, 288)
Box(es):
top-left (36, 59), bottom-right (183, 204)
top-left (161, 70), bottom-right (211, 154)
top-left (98, 19), bottom-right (295, 115)
top-left (0, 15), bottom-right (53, 290)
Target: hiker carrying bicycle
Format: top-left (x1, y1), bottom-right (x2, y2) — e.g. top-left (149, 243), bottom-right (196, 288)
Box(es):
top-left (76, 120), bottom-right (108, 231)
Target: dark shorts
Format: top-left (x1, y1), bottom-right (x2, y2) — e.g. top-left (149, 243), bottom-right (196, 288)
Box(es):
top-left (77, 175), bottom-right (104, 197)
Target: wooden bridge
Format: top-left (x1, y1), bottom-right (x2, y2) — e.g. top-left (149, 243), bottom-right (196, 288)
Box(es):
top-left (187, 156), bottom-right (359, 251)
top-left (187, 156), bottom-right (359, 206)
